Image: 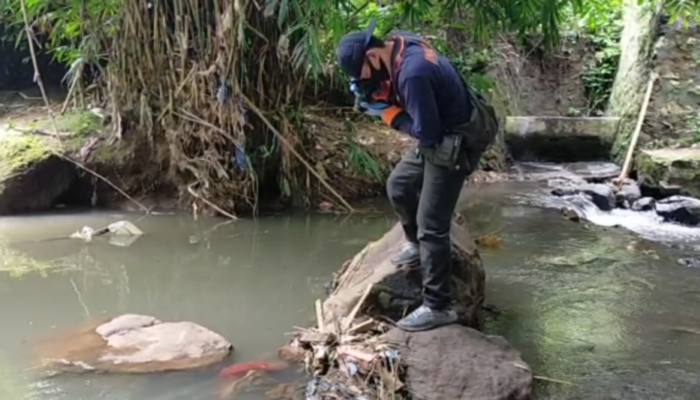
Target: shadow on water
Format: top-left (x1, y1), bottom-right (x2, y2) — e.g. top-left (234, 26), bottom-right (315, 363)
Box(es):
top-left (2, 183), bottom-right (700, 399)
top-left (461, 182), bottom-right (700, 400)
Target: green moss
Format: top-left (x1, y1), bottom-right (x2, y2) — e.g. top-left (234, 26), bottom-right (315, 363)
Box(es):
top-left (636, 148), bottom-right (700, 197)
top-left (29, 110), bottom-right (103, 138)
top-left (0, 135), bottom-right (52, 180)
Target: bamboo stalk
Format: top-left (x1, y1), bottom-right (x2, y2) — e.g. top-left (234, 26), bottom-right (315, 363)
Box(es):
top-left (616, 72), bottom-right (658, 183)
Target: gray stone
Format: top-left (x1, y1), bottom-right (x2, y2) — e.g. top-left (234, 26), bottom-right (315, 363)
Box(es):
top-left (36, 314), bottom-right (233, 374)
top-left (631, 196), bottom-right (656, 211)
top-left (654, 195), bottom-right (700, 226)
top-left (564, 162), bottom-right (621, 182)
top-left (577, 183), bottom-right (616, 211)
top-left (384, 325), bottom-right (532, 400)
top-left (615, 180), bottom-right (642, 207)
top-left (636, 148), bottom-right (700, 199)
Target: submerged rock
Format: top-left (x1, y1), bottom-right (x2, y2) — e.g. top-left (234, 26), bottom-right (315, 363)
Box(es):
top-left (385, 325), bottom-right (532, 400)
top-left (35, 314), bottom-right (233, 374)
top-left (324, 218), bottom-right (485, 328)
top-left (654, 195), bottom-right (700, 226)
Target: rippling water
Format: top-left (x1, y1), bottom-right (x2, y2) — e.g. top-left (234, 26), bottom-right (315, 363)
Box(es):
top-left (1, 181), bottom-right (700, 400)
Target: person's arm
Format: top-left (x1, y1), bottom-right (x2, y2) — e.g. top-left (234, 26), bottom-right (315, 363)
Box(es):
top-left (379, 74), bottom-right (443, 147)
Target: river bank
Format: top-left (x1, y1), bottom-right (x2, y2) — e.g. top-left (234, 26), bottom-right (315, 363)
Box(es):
top-left (0, 90), bottom-right (513, 217)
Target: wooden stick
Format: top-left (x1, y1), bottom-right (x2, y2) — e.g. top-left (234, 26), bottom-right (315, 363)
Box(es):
top-left (343, 284), bottom-right (373, 331)
top-left (617, 72), bottom-right (658, 183)
top-left (315, 299), bottom-right (325, 333)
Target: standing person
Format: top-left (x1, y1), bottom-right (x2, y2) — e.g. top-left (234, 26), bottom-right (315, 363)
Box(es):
top-left (336, 20), bottom-right (498, 332)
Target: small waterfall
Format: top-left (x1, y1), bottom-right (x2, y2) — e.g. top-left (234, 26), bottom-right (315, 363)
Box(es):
top-left (514, 190), bottom-right (700, 243)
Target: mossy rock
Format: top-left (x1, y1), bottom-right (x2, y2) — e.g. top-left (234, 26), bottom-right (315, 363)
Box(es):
top-left (0, 134), bottom-right (78, 214)
top-left (635, 148), bottom-right (700, 198)
top-left (28, 110), bottom-right (104, 137)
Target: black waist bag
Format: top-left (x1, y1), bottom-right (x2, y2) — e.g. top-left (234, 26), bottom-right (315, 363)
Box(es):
top-left (450, 87), bottom-right (499, 170)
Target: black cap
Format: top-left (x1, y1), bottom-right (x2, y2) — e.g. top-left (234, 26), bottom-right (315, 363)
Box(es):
top-left (336, 19), bottom-right (377, 78)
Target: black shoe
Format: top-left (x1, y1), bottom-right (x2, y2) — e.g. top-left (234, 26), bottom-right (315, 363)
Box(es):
top-left (391, 242), bottom-right (419, 265)
top-left (396, 305), bottom-right (458, 332)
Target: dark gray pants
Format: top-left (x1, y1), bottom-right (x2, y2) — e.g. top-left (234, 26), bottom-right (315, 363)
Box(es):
top-left (386, 148), bottom-right (471, 310)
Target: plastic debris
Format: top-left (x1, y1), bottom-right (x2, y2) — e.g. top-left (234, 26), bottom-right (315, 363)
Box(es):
top-left (69, 221), bottom-right (143, 246)
top-left (107, 221), bottom-right (143, 236)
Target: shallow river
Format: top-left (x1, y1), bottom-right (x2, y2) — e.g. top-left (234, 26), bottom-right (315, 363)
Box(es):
top-left (1, 182), bottom-right (700, 400)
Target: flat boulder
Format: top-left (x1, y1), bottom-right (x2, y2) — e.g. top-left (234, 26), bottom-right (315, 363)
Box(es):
top-left (636, 148), bottom-right (700, 199)
top-left (35, 314), bottom-right (233, 373)
top-left (385, 325), bottom-right (532, 400)
top-left (324, 218), bottom-right (485, 328)
top-left (654, 195), bottom-right (700, 226)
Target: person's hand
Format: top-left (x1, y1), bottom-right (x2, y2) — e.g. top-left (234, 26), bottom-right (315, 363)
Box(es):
top-left (350, 81), bottom-right (361, 97)
top-left (359, 101), bottom-right (391, 117)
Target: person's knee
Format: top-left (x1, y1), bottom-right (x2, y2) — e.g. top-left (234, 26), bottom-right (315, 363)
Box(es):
top-left (386, 170), bottom-right (411, 204)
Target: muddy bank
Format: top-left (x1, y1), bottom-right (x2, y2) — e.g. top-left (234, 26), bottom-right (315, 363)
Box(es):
top-left (0, 108), bottom-right (117, 215)
top-left (0, 105), bottom-right (421, 216)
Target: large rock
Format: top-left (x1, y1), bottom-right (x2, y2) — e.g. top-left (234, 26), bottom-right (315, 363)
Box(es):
top-left (34, 314), bottom-right (233, 373)
top-left (654, 195), bottom-right (700, 226)
top-left (551, 183), bottom-right (616, 211)
top-left (324, 218), bottom-right (485, 328)
top-left (384, 325), bottom-right (532, 400)
top-left (0, 135), bottom-right (78, 214)
top-left (636, 148), bottom-right (700, 199)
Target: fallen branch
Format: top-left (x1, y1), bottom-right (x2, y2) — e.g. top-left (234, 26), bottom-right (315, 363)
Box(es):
top-left (18, 0), bottom-right (149, 214)
top-left (186, 181), bottom-right (238, 220)
top-left (343, 284), bottom-right (373, 331)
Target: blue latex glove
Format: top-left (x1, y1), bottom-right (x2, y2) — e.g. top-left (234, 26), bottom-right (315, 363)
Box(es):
top-left (350, 81), bottom-right (361, 97)
top-left (359, 101), bottom-right (390, 117)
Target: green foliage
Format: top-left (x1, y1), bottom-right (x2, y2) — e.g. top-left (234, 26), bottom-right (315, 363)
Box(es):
top-left (570, 0), bottom-right (624, 113)
top-left (345, 139), bottom-right (386, 182)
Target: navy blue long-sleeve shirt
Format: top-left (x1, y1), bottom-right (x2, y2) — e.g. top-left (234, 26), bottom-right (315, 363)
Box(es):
top-left (388, 32), bottom-right (474, 147)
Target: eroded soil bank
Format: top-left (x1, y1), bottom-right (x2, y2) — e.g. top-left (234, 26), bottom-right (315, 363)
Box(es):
top-left (0, 91), bottom-right (511, 217)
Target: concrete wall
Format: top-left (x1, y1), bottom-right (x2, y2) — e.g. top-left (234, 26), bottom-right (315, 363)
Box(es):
top-left (646, 21), bottom-right (700, 146)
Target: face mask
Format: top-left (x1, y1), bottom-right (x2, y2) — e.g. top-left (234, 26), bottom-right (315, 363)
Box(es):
top-left (352, 60), bottom-right (390, 102)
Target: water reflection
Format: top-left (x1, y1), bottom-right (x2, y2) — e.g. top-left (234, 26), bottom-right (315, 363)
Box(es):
top-left (0, 211), bottom-right (394, 400)
top-left (469, 194), bottom-right (700, 400)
